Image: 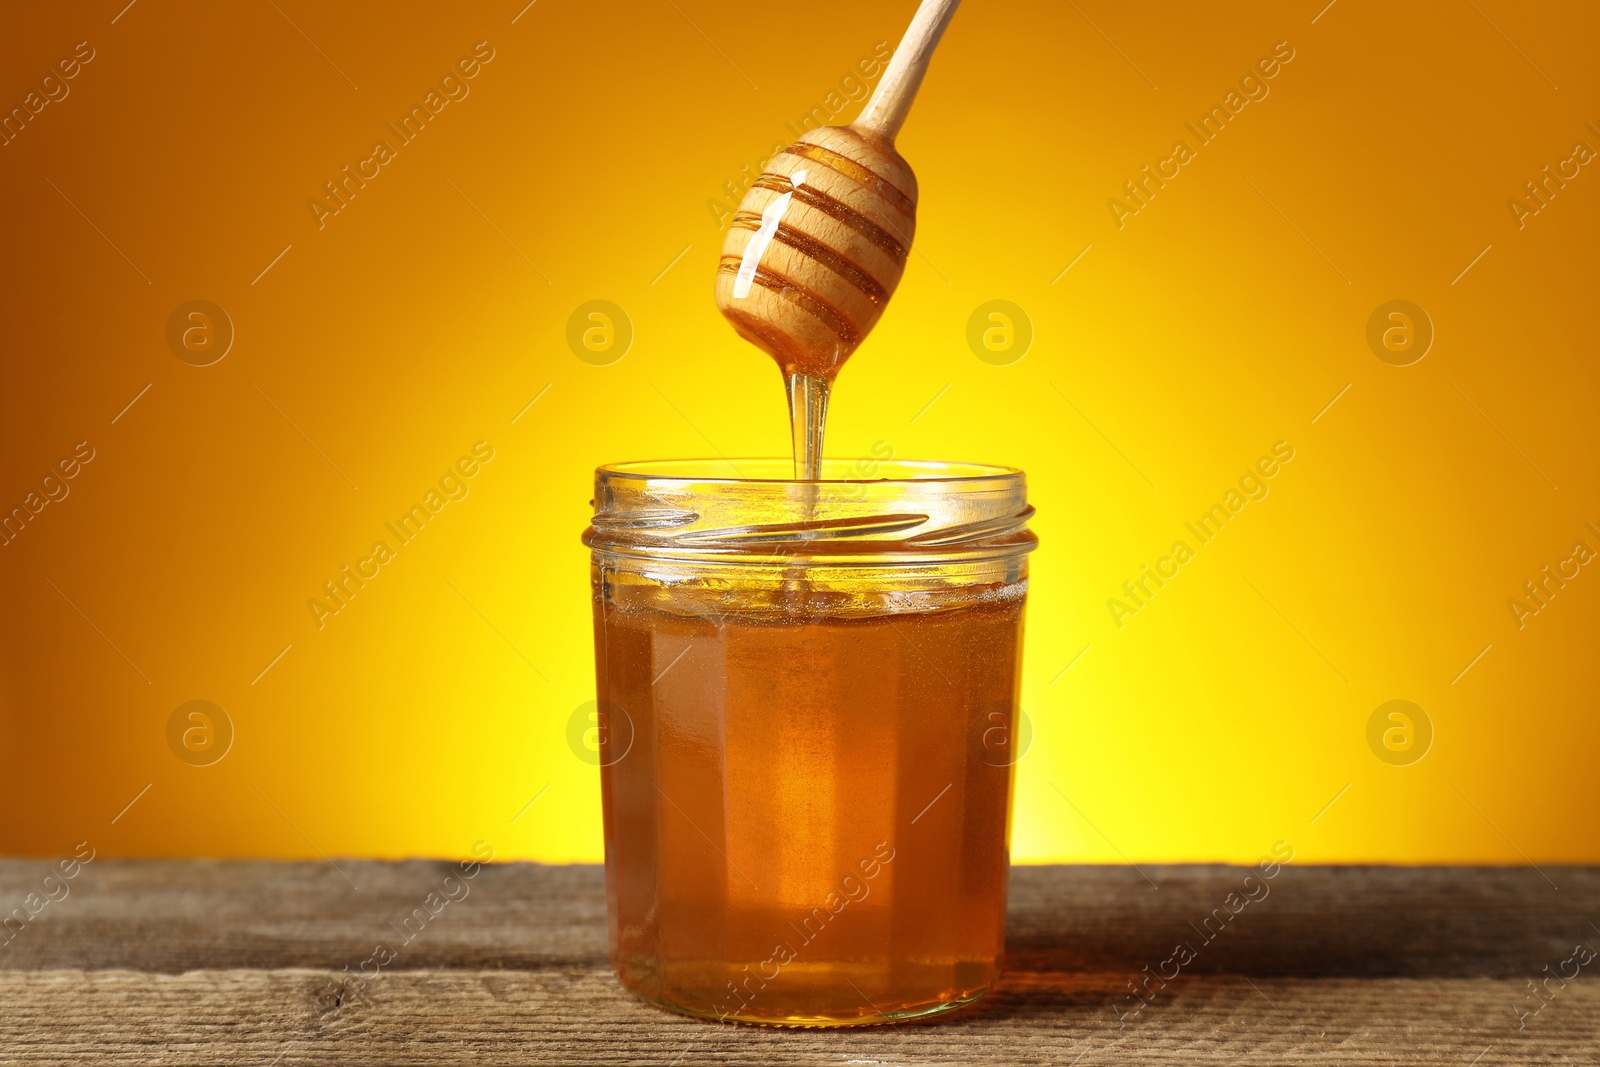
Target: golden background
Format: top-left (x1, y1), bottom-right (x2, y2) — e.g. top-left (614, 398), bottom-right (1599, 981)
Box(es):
top-left (1, 0), bottom-right (1595, 866)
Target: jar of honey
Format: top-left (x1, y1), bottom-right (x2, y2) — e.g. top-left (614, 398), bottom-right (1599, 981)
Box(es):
top-left (583, 458), bottom-right (1037, 1026)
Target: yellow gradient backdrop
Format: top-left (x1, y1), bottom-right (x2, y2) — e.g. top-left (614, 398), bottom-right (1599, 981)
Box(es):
top-left (1, 0), bottom-right (1596, 866)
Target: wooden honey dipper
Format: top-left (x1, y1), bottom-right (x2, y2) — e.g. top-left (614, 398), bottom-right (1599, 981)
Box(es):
top-left (715, 0), bottom-right (962, 478)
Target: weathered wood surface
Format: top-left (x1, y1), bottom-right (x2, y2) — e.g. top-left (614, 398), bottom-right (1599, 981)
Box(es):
top-left (1, 861), bottom-right (1596, 1064)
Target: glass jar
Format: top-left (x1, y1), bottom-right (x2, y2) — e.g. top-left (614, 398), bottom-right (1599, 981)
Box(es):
top-left (582, 458), bottom-right (1037, 1027)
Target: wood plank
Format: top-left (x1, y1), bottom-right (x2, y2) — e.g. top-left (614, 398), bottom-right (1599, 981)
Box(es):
top-left (1, 861), bottom-right (1595, 1063)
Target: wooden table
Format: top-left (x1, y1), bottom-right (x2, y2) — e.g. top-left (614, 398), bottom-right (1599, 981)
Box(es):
top-left (1, 861), bottom-right (1594, 1063)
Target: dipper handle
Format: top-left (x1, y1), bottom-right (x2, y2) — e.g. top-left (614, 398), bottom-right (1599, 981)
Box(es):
top-left (851, 0), bottom-right (963, 143)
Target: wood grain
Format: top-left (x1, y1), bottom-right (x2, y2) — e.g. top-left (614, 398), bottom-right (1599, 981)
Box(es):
top-left (2, 861), bottom-right (1596, 1064)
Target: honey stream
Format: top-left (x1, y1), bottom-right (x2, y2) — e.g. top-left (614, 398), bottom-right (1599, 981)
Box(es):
top-left (785, 372), bottom-right (831, 481)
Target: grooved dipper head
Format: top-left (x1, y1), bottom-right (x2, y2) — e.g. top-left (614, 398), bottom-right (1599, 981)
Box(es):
top-left (716, 125), bottom-right (918, 381)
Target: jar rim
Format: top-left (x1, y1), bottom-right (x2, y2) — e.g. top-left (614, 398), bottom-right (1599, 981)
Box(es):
top-left (587, 458), bottom-right (1035, 562)
top-left (597, 458), bottom-right (1023, 486)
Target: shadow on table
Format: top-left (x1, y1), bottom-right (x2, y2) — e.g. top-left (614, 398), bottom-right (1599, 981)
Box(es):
top-left (926, 863), bottom-right (1591, 1024)
top-left (994, 864), bottom-right (1588, 995)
